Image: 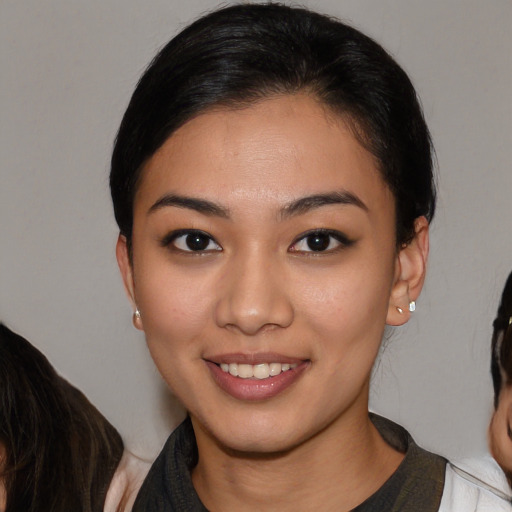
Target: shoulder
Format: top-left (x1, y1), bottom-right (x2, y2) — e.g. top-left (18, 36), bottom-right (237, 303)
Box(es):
top-left (104, 450), bottom-right (152, 512)
top-left (439, 456), bottom-right (512, 512)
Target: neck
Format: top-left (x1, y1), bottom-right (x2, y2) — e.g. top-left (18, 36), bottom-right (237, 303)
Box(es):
top-left (191, 407), bottom-right (404, 512)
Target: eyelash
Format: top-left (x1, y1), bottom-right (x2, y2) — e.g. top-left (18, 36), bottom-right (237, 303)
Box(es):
top-left (289, 229), bottom-right (354, 254)
top-left (160, 229), bottom-right (222, 253)
top-left (160, 228), bottom-right (354, 254)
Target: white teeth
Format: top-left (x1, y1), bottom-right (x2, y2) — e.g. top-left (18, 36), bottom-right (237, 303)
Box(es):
top-left (253, 363), bottom-right (270, 379)
top-left (220, 362), bottom-right (298, 379)
top-left (269, 363), bottom-right (282, 376)
top-left (238, 364), bottom-right (253, 378)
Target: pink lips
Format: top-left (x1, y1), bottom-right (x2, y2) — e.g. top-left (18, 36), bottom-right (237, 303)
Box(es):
top-left (205, 355), bottom-right (309, 401)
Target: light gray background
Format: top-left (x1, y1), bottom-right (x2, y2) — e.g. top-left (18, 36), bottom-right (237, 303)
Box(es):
top-left (1, 0), bottom-right (511, 462)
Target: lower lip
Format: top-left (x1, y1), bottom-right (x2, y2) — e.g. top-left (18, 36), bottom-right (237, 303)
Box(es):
top-left (206, 361), bottom-right (308, 401)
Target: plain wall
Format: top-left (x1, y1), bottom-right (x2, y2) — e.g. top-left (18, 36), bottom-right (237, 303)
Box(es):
top-left (1, 0), bottom-right (511, 462)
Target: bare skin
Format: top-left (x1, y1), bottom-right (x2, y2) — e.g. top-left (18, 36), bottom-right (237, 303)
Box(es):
top-left (490, 384), bottom-right (512, 486)
top-left (117, 94), bottom-right (429, 511)
top-left (192, 386), bottom-right (403, 511)
top-left (0, 482), bottom-right (4, 512)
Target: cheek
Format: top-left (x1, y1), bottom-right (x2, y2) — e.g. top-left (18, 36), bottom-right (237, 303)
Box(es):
top-left (295, 258), bottom-right (393, 342)
top-left (136, 264), bottom-right (217, 349)
top-left (0, 482), bottom-right (5, 512)
top-left (489, 400), bottom-right (512, 474)
top-left (295, 254), bottom-right (394, 387)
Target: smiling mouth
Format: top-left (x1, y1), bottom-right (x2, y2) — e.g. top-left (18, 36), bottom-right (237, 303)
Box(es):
top-left (219, 362), bottom-right (299, 380)
top-left (207, 358), bottom-right (309, 401)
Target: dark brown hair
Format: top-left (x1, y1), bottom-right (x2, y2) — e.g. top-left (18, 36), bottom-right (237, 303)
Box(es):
top-left (110, 2), bottom-right (435, 251)
top-left (491, 272), bottom-right (512, 407)
top-left (0, 324), bottom-right (123, 512)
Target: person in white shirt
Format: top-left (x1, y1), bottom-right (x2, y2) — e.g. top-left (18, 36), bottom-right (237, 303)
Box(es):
top-left (489, 272), bottom-right (512, 488)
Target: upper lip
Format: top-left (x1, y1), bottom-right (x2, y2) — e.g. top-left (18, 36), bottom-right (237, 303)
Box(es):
top-left (205, 352), bottom-right (307, 365)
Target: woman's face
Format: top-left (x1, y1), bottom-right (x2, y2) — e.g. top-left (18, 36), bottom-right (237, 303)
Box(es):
top-left (490, 384), bottom-right (512, 485)
top-left (118, 94), bottom-right (426, 453)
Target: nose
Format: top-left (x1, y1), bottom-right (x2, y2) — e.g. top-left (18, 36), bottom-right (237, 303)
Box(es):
top-left (214, 250), bottom-right (294, 335)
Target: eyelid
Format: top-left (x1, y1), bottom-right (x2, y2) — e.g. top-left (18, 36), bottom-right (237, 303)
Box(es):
top-left (160, 229), bottom-right (222, 252)
top-left (289, 228), bottom-right (354, 253)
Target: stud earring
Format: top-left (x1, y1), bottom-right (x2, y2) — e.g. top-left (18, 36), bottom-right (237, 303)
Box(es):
top-left (409, 301), bottom-right (416, 312)
top-left (396, 307), bottom-right (404, 314)
top-left (132, 308), bottom-right (142, 330)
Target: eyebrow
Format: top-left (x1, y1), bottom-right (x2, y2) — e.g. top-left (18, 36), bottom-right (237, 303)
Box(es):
top-left (280, 191), bottom-right (368, 219)
top-left (148, 194), bottom-right (230, 218)
top-left (147, 190), bottom-right (367, 219)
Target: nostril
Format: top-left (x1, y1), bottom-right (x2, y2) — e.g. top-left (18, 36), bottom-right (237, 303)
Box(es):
top-left (214, 263), bottom-right (294, 332)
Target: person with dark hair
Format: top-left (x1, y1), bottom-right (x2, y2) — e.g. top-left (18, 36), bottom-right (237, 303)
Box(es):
top-left (437, 272), bottom-right (512, 506)
top-left (110, 3), bottom-right (509, 510)
top-left (490, 272), bottom-right (512, 487)
top-left (0, 324), bottom-right (150, 512)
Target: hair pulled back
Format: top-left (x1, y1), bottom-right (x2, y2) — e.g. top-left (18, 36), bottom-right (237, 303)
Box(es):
top-left (110, 2), bottom-right (436, 247)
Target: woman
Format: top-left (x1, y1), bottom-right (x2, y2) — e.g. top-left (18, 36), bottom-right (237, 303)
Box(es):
top-left (436, 271), bottom-right (512, 507)
top-left (111, 3), bottom-right (509, 510)
top-left (490, 271), bottom-right (512, 487)
top-left (0, 324), bottom-right (149, 512)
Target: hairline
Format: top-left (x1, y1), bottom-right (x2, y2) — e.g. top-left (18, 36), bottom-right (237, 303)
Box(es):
top-left (124, 90), bottom-right (398, 262)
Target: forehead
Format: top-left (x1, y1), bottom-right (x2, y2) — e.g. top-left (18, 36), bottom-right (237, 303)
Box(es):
top-left (136, 94), bottom-right (391, 215)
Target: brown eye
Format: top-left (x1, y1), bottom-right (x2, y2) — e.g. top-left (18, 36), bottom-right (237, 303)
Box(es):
top-left (183, 233), bottom-right (212, 251)
top-left (289, 229), bottom-right (353, 253)
top-left (164, 230), bottom-right (222, 252)
top-left (305, 233), bottom-right (331, 251)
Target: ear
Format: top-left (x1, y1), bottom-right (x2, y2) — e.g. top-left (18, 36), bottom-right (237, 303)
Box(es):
top-left (386, 216), bottom-right (429, 326)
top-left (116, 234), bottom-right (143, 330)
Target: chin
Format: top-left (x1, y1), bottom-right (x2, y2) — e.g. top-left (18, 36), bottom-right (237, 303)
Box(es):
top-left (194, 410), bottom-right (312, 456)
top-left (222, 430), bottom-right (304, 456)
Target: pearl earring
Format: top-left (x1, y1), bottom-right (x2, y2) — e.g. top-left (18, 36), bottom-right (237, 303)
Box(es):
top-left (409, 301), bottom-right (416, 312)
top-left (396, 307), bottom-right (404, 314)
top-left (134, 309), bottom-right (141, 321)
